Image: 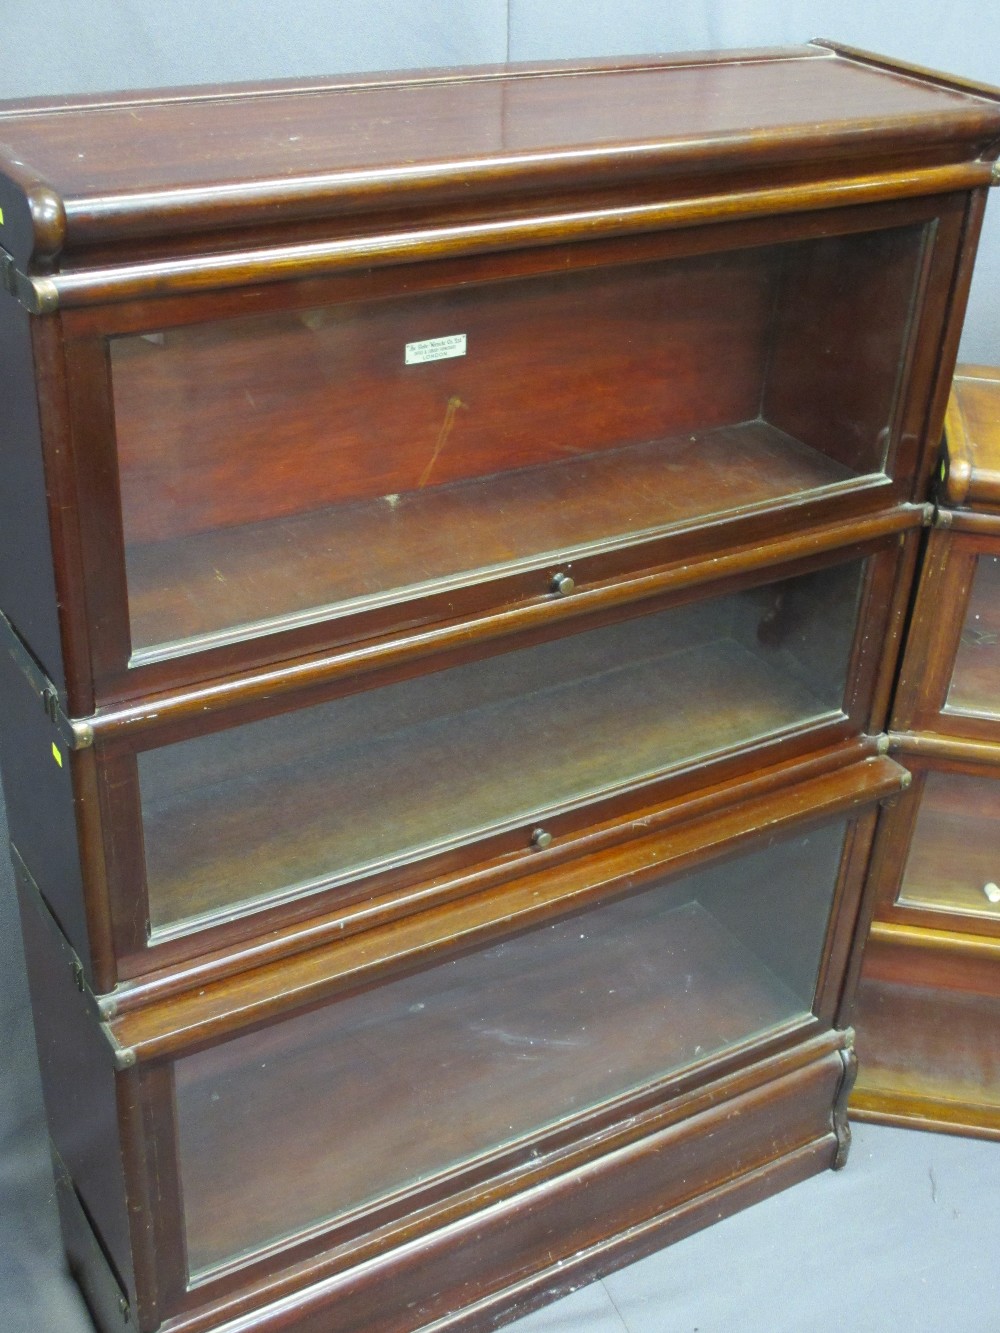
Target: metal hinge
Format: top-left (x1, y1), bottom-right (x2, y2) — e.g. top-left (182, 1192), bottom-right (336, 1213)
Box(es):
top-left (832, 1029), bottom-right (858, 1170)
top-left (0, 244), bottom-right (59, 314)
top-left (873, 734), bottom-right (912, 798)
top-left (917, 501), bottom-right (954, 529)
top-left (0, 610), bottom-right (93, 749)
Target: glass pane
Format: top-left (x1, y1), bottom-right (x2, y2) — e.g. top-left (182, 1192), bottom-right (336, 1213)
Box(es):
top-left (174, 818), bottom-right (847, 1276)
top-left (111, 224), bottom-right (923, 661)
top-left (138, 559), bottom-right (864, 936)
top-left (897, 770), bottom-right (1000, 921)
top-left (947, 556), bottom-right (1000, 716)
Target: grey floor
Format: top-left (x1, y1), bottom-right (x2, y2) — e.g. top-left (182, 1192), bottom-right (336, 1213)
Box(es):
top-left (2, 792), bottom-right (999, 1332)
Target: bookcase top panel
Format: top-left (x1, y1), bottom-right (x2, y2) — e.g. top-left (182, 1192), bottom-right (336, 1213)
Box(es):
top-left (943, 365), bottom-right (1000, 509)
top-left (0, 43), bottom-right (998, 264)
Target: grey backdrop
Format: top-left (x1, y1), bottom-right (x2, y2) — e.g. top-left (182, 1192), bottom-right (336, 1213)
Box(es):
top-left (0, 0), bottom-right (997, 359)
top-left (0, 5), bottom-right (997, 1332)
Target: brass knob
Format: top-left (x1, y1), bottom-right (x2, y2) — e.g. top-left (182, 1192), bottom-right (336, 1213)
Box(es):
top-left (531, 828), bottom-right (553, 850)
top-left (551, 572), bottom-right (575, 596)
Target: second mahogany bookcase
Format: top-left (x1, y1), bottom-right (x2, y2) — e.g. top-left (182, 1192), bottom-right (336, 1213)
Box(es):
top-left (852, 364), bottom-right (1000, 1140)
top-left (0, 41), bottom-right (998, 1333)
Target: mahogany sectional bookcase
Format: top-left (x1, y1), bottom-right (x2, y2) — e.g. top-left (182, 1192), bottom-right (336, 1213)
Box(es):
top-left (852, 364), bottom-right (1000, 1139)
top-left (0, 41), bottom-right (998, 1333)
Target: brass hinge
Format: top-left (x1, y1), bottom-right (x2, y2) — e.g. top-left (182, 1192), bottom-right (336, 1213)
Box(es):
top-left (916, 500), bottom-right (954, 529)
top-left (0, 609), bottom-right (93, 749)
top-left (0, 244), bottom-right (59, 314)
top-left (873, 733), bottom-right (912, 797)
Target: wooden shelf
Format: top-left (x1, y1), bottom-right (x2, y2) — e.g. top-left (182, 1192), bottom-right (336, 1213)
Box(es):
top-left (125, 420), bottom-right (856, 659)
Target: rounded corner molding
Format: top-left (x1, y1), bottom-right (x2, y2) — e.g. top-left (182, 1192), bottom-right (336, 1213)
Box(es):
top-left (27, 182), bottom-right (68, 262)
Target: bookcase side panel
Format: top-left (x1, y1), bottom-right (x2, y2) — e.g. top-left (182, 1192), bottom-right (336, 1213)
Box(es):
top-left (0, 288), bottom-right (66, 692)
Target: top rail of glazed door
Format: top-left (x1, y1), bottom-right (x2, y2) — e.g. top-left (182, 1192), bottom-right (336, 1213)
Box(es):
top-left (0, 43), bottom-right (999, 263)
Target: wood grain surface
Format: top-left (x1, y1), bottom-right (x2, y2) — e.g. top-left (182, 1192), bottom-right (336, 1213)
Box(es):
top-left (2, 46), bottom-right (998, 259)
top-left (173, 823), bottom-right (843, 1273)
top-left (942, 364), bottom-right (1000, 509)
top-left (135, 562), bottom-right (861, 932)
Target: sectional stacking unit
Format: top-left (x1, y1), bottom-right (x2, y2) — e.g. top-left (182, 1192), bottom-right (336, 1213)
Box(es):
top-left (853, 364), bottom-right (1000, 1140)
top-left (1, 42), bottom-right (999, 1333)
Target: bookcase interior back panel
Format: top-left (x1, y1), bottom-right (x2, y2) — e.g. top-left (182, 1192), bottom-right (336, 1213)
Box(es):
top-left (136, 557), bottom-right (864, 936)
top-left (174, 818), bottom-right (846, 1278)
top-left (111, 225), bottom-right (923, 660)
top-left (948, 555), bottom-right (1000, 716)
top-left (897, 770), bottom-right (1000, 924)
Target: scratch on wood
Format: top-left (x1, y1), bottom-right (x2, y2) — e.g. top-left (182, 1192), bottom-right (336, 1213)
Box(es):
top-left (418, 395), bottom-right (466, 487)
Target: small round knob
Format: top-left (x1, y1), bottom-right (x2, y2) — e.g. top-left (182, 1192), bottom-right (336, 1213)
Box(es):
top-left (550, 572), bottom-right (575, 596)
top-left (983, 882), bottom-right (1000, 904)
top-left (530, 828), bottom-right (553, 850)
